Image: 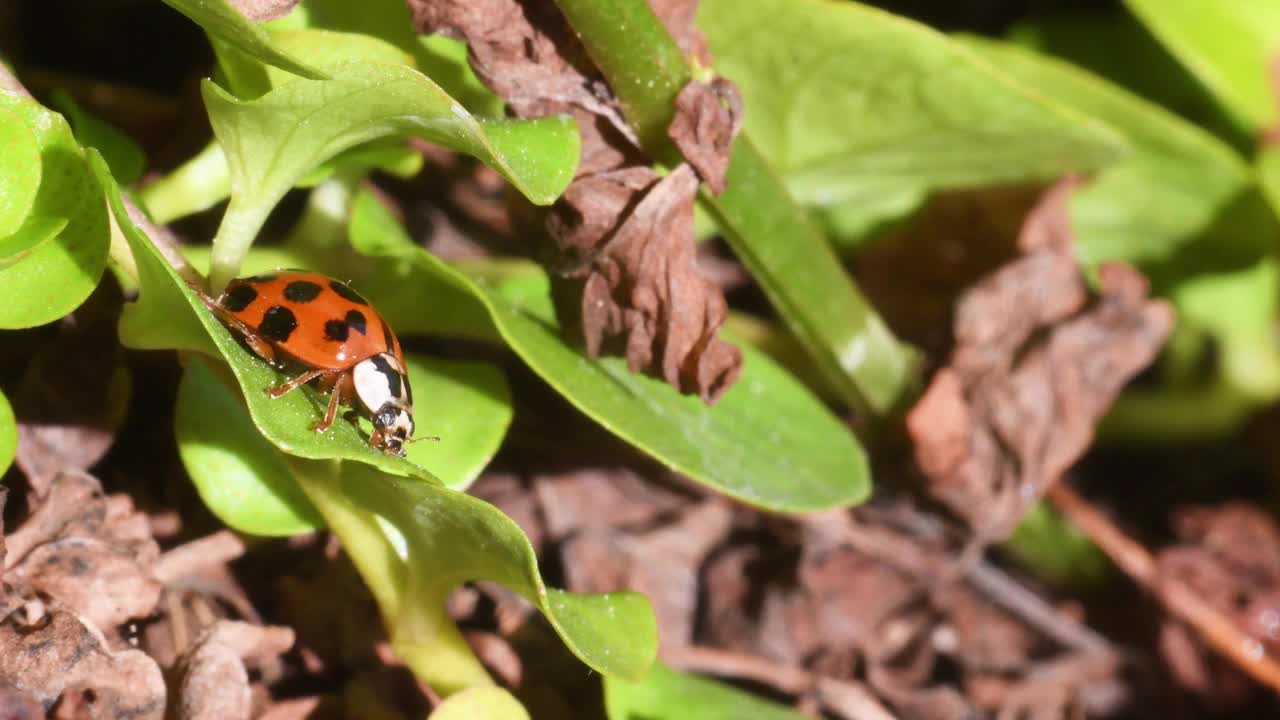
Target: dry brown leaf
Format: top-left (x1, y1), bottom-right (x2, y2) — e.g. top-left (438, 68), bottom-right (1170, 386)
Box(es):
top-left (562, 499), bottom-right (731, 649)
top-left (172, 621), bottom-right (295, 720)
top-left (0, 682), bottom-right (43, 720)
top-left (907, 178), bottom-right (1174, 539)
top-left (667, 78), bottom-right (743, 195)
top-left (411, 0), bottom-right (743, 401)
top-left (4, 471), bottom-right (161, 632)
top-left (534, 466), bottom-right (692, 540)
top-left (1155, 504), bottom-right (1280, 704)
top-left (0, 607), bottom-right (165, 718)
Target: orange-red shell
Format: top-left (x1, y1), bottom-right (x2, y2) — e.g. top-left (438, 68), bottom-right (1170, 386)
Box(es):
top-left (217, 271), bottom-right (403, 371)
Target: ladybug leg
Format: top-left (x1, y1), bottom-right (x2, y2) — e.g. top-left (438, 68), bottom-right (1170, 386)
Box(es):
top-left (193, 291), bottom-right (278, 364)
top-left (311, 373), bottom-right (352, 433)
top-left (267, 368), bottom-right (329, 398)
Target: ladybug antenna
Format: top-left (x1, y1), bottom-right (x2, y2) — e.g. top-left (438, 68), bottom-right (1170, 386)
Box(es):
top-left (405, 435), bottom-right (441, 445)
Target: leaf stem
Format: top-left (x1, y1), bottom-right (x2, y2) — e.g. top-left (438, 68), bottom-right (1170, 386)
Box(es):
top-left (552, 0), bottom-right (920, 417)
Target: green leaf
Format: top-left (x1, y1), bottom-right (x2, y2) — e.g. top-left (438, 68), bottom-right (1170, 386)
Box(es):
top-left (293, 457), bottom-right (658, 694)
top-left (175, 358), bottom-right (324, 536)
top-left (0, 389), bottom-right (15, 478)
top-left (94, 153), bottom-right (432, 482)
top-left (203, 61), bottom-right (579, 288)
top-left (428, 686), bottom-right (529, 720)
top-left (1005, 12), bottom-right (1246, 147)
top-left (348, 195), bottom-right (871, 512)
top-left (956, 36), bottom-right (1257, 270)
top-left (279, 0), bottom-right (505, 116)
top-left (1123, 0), bottom-right (1280, 132)
top-left (159, 0), bottom-right (327, 82)
top-left (0, 96), bottom-right (109, 329)
top-left (51, 91), bottom-right (146, 185)
top-left (0, 104), bottom-right (41, 238)
top-left (700, 0), bottom-right (1128, 211)
top-left (606, 663), bottom-right (809, 720)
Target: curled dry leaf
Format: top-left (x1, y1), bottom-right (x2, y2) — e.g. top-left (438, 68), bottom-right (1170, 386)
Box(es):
top-left (410, 0), bottom-right (744, 401)
top-left (533, 466), bottom-right (692, 540)
top-left (907, 178), bottom-right (1175, 539)
top-left (667, 78), bottom-right (743, 195)
top-left (1155, 503), bottom-right (1280, 702)
top-left (4, 471), bottom-right (161, 632)
top-left (562, 498), bottom-right (732, 649)
top-left (0, 607), bottom-right (165, 718)
top-left (173, 620), bottom-right (296, 720)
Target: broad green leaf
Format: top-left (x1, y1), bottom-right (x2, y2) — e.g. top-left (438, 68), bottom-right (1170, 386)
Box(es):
top-left (957, 36), bottom-right (1257, 269)
top-left (429, 687), bottom-right (529, 720)
top-left (0, 389), bottom-right (14, 478)
top-left (203, 61), bottom-right (579, 288)
top-left (212, 26), bottom-right (415, 99)
top-left (160, 0), bottom-right (326, 82)
top-left (1123, 0), bottom-right (1280, 132)
top-left (94, 154), bottom-right (432, 482)
top-left (292, 457), bottom-right (658, 694)
top-left (1005, 12), bottom-right (1245, 146)
top-left (348, 195), bottom-right (871, 512)
top-left (0, 96), bottom-right (109, 329)
top-left (176, 358), bottom-right (323, 536)
top-left (699, 0), bottom-right (1128, 212)
top-left (279, 0), bottom-right (505, 116)
top-left (51, 91), bottom-right (146, 185)
top-left (0, 105), bottom-right (40, 237)
top-left (606, 663), bottom-right (809, 720)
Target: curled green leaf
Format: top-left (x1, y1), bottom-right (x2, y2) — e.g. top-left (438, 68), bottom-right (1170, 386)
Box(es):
top-left (293, 458), bottom-right (658, 694)
top-left (606, 663), bottom-right (810, 720)
top-left (203, 61), bottom-right (579, 288)
top-left (0, 95), bottom-right (109, 329)
top-left (0, 104), bottom-right (41, 237)
top-left (160, 0), bottom-right (327, 82)
top-left (428, 686), bottom-right (529, 720)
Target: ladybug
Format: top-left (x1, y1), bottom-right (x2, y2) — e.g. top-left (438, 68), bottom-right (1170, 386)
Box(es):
top-left (195, 270), bottom-right (418, 456)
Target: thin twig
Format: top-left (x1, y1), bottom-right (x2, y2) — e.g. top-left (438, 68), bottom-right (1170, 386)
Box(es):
top-left (662, 644), bottom-right (898, 720)
top-left (1048, 483), bottom-right (1280, 693)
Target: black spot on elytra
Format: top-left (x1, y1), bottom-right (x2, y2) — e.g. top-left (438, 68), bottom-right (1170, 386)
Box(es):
top-left (381, 318), bottom-right (394, 348)
top-left (221, 284), bottom-right (257, 312)
top-left (371, 354), bottom-right (403, 400)
top-left (324, 319), bottom-right (348, 342)
top-left (329, 280), bottom-right (368, 305)
top-left (259, 305), bottom-right (297, 342)
top-left (346, 309), bottom-right (367, 335)
top-left (284, 280), bottom-right (323, 302)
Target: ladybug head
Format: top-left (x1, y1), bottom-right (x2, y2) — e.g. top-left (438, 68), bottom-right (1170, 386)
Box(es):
top-left (353, 353), bottom-right (415, 456)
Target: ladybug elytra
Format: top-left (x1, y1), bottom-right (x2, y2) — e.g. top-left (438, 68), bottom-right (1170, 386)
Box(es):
top-left (195, 270), bottom-right (419, 456)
